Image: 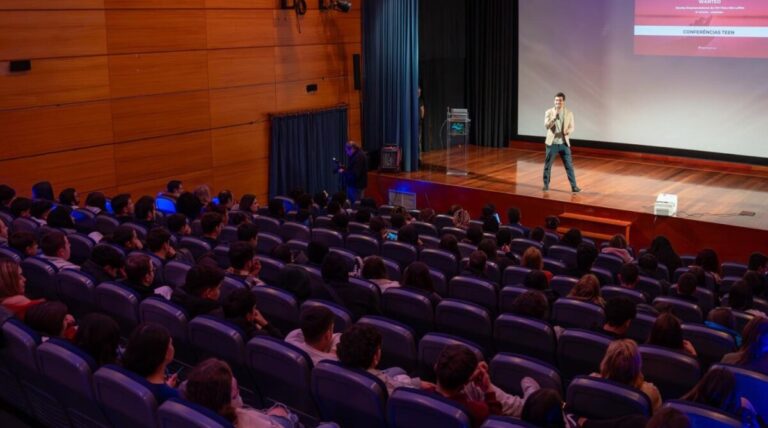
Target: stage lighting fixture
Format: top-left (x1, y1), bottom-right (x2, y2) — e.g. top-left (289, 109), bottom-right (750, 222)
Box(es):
top-left (320, 0), bottom-right (352, 13)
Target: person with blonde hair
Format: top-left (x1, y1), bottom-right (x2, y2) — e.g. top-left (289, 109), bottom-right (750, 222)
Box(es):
top-left (0, 259), bottom-right (44, 320)
top-left (567, 274), bottom-right (605, 307)
top-left (591, 339), bottom-right (662, 412)
top-left (452, 208), bottom-right (471, 229)
top-left (521, 247), bottom-right (552, 283)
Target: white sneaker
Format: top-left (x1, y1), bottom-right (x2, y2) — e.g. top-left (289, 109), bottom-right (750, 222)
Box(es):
top-left (520, 376), bottom-right (540, 399)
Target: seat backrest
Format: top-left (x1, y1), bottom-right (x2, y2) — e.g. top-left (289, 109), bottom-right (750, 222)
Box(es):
top-left (311, 360), bottom-right (388, 428)
top-left (490, 353), bottom-right (563, 396)
top-left (433, 214), bottom-right (454, 231)
top-left (652, 296), bottom-right (703, 323)
top-left (557, 329), bottom-right (611, 382)
top-left (329, 247), bottom-right (360, 272)
top-left (636, 276), bottom-right (663, 301)
top-left (502, 266), bottom-right (532, 287)
top-left (566, 376), bottom-right (651, 419)
top-left (188, 315), bottom-right (246, 366)
top-left (12, 216), bottom-right (39, 234)
top-left (593, 253), bottom-right (624, 276)
top-left (251, 285), bottom-right (299, 334)
top-left (412, 221), bottom-right (438, 237)
top-left (638, 345), bottom-right (700, 400)
top-left (420, 249), bottom-right (458, 278)
top-left (178, 236), bottom-right (212, 261)
top-left (93, 282), bottom-right (140, 336)
top-left (246, 336), bottom-right (316, 416)
top-left (382, 288), bottom-right (434, 338)
top-left (429, 267), bottom-right (447, 296)
top-left (95, 215), bottom-right (120, 237)
top-left (255, 232), bottom-right (283, 256)
top-left (300, 300), bottom-right (353, 333)
top-left (163, 260), bottom-right (192, 289)
top-left (67, 232), bottom-right (95, 265)
top-left (435, 299), bottom-right (493, 354)
top-left (720, 262), bottom-right (747, 279)
top-left (0, 245), bottom-right (22, 263)
top-left (124, 222), bottom-right (148, 240)
top-left (348, 221), bottom-right (370, 234)
top-left (601, 286), bottom-right (646, 305)
top-left (542, 257), bottom-right (567, 276)
top-left (56, 269), bottom-right (97, 317)
top-left (663, 400), bottom-right (741, 428)
top-left (139, 297), bottom-right (189, 345)
top-left (253, 215), bottom-right (281, 235)
top-left (669, 284), bottom-right (716, 315)
top-left (358, 315), bottom-right (418, 373)
top-left (441, 227), bottom-right (466, 242)
top-left (448, 275), bottom-right (497, 315)
top-left (498, 285), bottom-right (527, 314)
top-left (257, 256), bottom-right (285, 286)
top-left (387, 387), bottom-right (471, 428)
top-left (494, 314), bottom-right (557, 366)
top-left (157, 398), bottom-right (234, 428)
top-left (547, 245), bottom-right (577, 268)
top-left (345, 233), bottom-right (380, 258)
top-left (551, 298), bottom-right (606, 331)
top-left (381, 241), bottom-right (418, 269)
top-left (457, 242), bottom-right (476, 259)
top-left (93, 365), bottom-right (159, 428)
top-left (712, 364), bottom-right (768, 419)
top-left (626, 312), bottom-right (657, 344)
top-left (311, 228), bottom-right (345, 249)
top-left (280, 222), bottom-right (311, 242)
top-left (418, 333), bottom-right (484, 382)
top-left (509, 239), bottom-right (542, 258)
top-left (218, 226), bottom-right (239, 244)
top-left (681, 324), bottom-right (736, 370)
top-left (481, 416), bottom-right (539, 428)
top-left (220, 274), bottom-right (246, 302)
top-left (550, 275), bottom-right (578, 297)
top-left (20, 256), bottom-right (58, 299)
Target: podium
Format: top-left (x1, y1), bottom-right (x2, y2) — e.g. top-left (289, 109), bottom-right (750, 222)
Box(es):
top-left (446, 108), bottom-right (470, 176)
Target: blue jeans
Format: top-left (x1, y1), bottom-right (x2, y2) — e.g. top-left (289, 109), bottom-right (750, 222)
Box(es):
top-left (543, 144), bottom-right (578, 189)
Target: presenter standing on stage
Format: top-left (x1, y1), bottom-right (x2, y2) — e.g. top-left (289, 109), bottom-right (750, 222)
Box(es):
top-left (339, 140), bottom-right (368, 203)
top-left (543, 92), bottom-right (581, 193)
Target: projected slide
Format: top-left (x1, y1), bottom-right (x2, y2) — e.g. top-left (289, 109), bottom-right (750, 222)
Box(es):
top-left (635, 0), bottom-right (768, 58)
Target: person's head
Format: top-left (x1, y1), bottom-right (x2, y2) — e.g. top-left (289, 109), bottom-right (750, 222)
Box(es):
top-left (326, 201), bottom-right (342, 217)
top-left (418, 208), bottom-right (435, 223)
top-left (369, 216), bottom-right (386, 238)
top-left (30, 199), bottom-right (53, 220)
top-left (638, 253), bottom-right (659, 272)
top-left (194, 185), bottom-right (212, 205)
top-left (9, 231), bottom-right (38, 257)
top-left (397, 224), bottom-right (419, 246)
top-left (748, 252), bottom-right (768, 273)
top-left (510, 290), bottom-right (549, 320)
top-left (146, 227), bottom-right (173, 254)
top-left (185, 359), bottom-right (237, 423)
top-left (524, 270), bottom-right (549, 291)
top-left (604, 297), bottom-right (637, 334)
top-left (300, 305), bottom-right (335, 349)
top-left (217, 190), bottom-right (234, 209)
top-left (568, 274), bottom-right (602, 303)
top-left (434, 344), bottom-right (478, 393)
top-left (477, 238), bottom-right (498, 262)
top-left (122, 323), bottom-right (174, 377)
top-left (58, 188), bottom-right (79, 207)
top-left (529, 226), bottom-right (545, 243)
top-left (389, 213), bottom-right (406, 230)
top-left (176, 192), bottom-right (203, 220)
top-left (402, 261), bottom-right (434, 293)
top-left (25, 301), bottom-right (74, 338)
top-left (599, 339), bottom-right (643, 387)
top-left (743, 271), bottom-right (765, 297)
top-left (337, 324), bottom-right (382, 370)
top-left (646, 407), bottom-right (690, 428)
top-left (167, 180), bottom-right (183, 196)
top-left (0, 184), bottom-right (16, 207)
top-left (184, 264), bottom-right (224, 300)
top-left (74, 313), bottom-right (121, 366)
top-left (345, 140), bottom-right (360, 156)
top-left (8, 197), bottom-right (33, 220)
top-left (277, 265), bottom-right (311, 301)
top-left (307, 241), bottom-right (329, 265)
top-left (439, 233), bottom-right (460, 257)
top-left (554, 92), bottom-right (566, 108)
top-left (238, 194), bottom-right (259, 214)
top-left (0, 259), bottom-right (26, 298)
top-left (361, 256), bottom-right (388, 280)
top-left (575, 243), bottom-right (598, 272)
top-left (522, 247), bottom-right (544, 270)
top-left (452, 209), bottom-right (470, 228)
top-left (648, 312), bottom-right (684, 350)
top-left (694, 249), bottom-right (720, 275)
top-left (465, 224), bottom-right (483, 245)
top-left (331, 213), bottom-right (349, 233)
top-left (47, 206), bottom-right (76, 229)
top-left (267, 199), bottom-right (285, 218)
top-left (321, 252), bottom-right (349, 283)
top-left (496, 228), bottom-right (512, 248)
top-left (201, 212), bottom-right (224, 237)
top-left (707, 307), bottom-right (736, 330)
top-left (134, 196), bottom-right (156, 222)
top-left (681, 367), bottom-right (738, 413)
top-left (166, 213), bottom-right (190, 235)
top-left (222, 288), bottom-right (261, 322)
top-left (561, 228), bottom-right (582, 247)
top-left (85, 192), bottom-right (106, 211)
top-left (521, 388), bottom-right (565, 428)
top-left (544, 215), bottom-right (560, 231)
top-left (124, 254), bottom-right (154, 287)
top-left (507, 207), bottom-right (521, 224)
top-left (482, 216), bottom-right (499, 233)
top-left (89, 244), bottom-right (125, 278)
top-left (618, 263), bottom-right (639, 287)
top-left (112, 225), bottom-right (142, 250)
top-left (236, 222), bottom-right (258, 247)
top-left (40, 230), bottom-right (70, 259)
top-left (111, 193), bottom-right (133, 216)
top-left (677, 272), bottom-right (697, 297)
top-left (734, 317), bottom-right (768, 366)
top-left (32, 181), bottom-right (54, 201)
top-left (270, 244), bottom-right (293, 264)
top-left (228, 241), bottom-right (255, 271)
top-left (728, 280), bottom-right (753, 311)
top-left (608, 234), bottom-right (627, 250)
top-left (355, 207), bottom-right (372, 224)
top-left (468, 250), bottom-right (487, 274)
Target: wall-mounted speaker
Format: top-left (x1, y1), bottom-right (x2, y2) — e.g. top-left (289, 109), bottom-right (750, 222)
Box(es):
top-left (306, 83), bottom-right (318, 93)
top-left (9, 60), bottom-right (31, 73)
top-left (352, 54), bottom-right (361, 90)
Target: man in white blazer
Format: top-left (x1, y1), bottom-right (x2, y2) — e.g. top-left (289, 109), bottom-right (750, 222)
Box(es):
top-left (543, 92), bottom-right (581, 192)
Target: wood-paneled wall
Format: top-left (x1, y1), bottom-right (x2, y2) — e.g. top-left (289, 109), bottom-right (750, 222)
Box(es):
top-left (0, 0), bottom-right (362, 204)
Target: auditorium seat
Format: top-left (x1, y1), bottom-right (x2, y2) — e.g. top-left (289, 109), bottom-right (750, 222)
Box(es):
top-left (11, 217), bottom-right (39, 234)
top-left (636, 276), bottom-right (663, 301)
top-left (601, 286), bottom-right (646, 305)
top-left (509, 239), bottom-right (543, 258)
top-left (311, 228), bottom-right (345, 249)
top-left (732, 309), bottom-right (755, 334)
top-left (349, 277), bottom-right (382, 309)
top-left (417, 333), bottom-right (484, 382)
top-left (93, 364), bottom-right (159, 428)
top-left (662, 400), bottom-right (741, 428)
top-left (429, 267), bottom-right (447, 296)
top-left (358, 315), bottom-right (418, 373)
top-left (213, 244), bottom-right (231, 269)
top-left (20, 256), bottom-right (58, 300)
top-left (481, 416), bottom-right (539, 428)
top-left (435, 299), bottom-right (494, 354)
top-left (381, 241), bottom-right (418, 269)
top-left (348, 221), bottom-right (370, 234)
top-left (313, 215), bottom-right (332, 229)
top-left (593, 253), bottom-right (624, 277)
top-left (124, 222), bottom-right (148, 241)
top-left (720, 262), bottom-right (747, 278)
top-left (178, 236), bottom-right (212, 261)
top-left (301, 300), bottom-right (353, 333)
top-left (543, 257), bottom-right (567, 276)
top-left (420, 248), bottom-right (459, 278)
top-left (218, 225), bottom-right (239, 244)
top-left (681, 324), bottom-right (736, 370)
top-left (433, 214), bottom-right (454, 231)
top-left (551, 298), bottom-right (605, 330)
top-left (626, 312), bottom-right (657, 344)
top-left (652, 296), bottom-right (703, 323)
top-left (500, 225), bottom-right (526, 240)
top-left (95, 215), bottom-right (120, 237)
top-left (251, 286), bottom-right (300, 334)
top-left (638, 344), bottom-right (701, 400)
top-left (253, 215), bottom-right (281, 236)
top-left (711, 364), bottom-right (768, 418)
top-left (550, 275), bottom-right (578, 297)
top-left (495, 314), bottom-right (557, 365)
top-left (420, 235), bottom-right (440, 250)
top-left (498, 286), bottom-right (527, 314)
top-left (280, 221), bottom-right (311, 242)
top-left (412, 221), bottom-right (439, 237)
top-left (590, 267), bottom-right (614, 286)
top-left (557, 329), bottom-right (612, 382)
top-left (387, 387), bottom-right (471, 428)
top-left (382, 288), bottom-right (435, 338)
top-left (158, 398), bottom-right (234, 428)
top-left (257, 256), bottom-right (285, 286)
top-left (489, 353), bottom-right (563, 396)
top-left (669, 284), bottom-right (716, 315)
top-left (94, 282), bottom-right (141, 337)
top-left (566, 376), bottom-right (652, 419)
top-left (311, 360), bottom-right (388, 428)
top-left (544, 232), bottom-right (562, 250)
top-left (441, 227), bottom-right (467, 242)
top-left (246, 336), bottom-right (317, 416)
top-left (457, 242), bottom-right (476, 259)
top-left (448, 275), bottom-right (498, 315)
top-left (67, 232), bottom-right (95, 265)
top-left (139, 297), bottom-right (194, 364)
top-left (286, 239), bottom-right (309, 256)
top-left (346, 233), bottom-right (380, 257)
top-left (329, 247), bottom-right (360, 272)
top-left (255, 232), bottom-right (283, 256)
top-left (56, 269), bottom-right (97, 317)
top-left (547, 245), bottom-right (577, 268)
top-left (0, 245), bottom-right (22, 263)
top-left (164, 260), bottom-right (192, 289)
top-left (502, 266), bottom-right (532, 287)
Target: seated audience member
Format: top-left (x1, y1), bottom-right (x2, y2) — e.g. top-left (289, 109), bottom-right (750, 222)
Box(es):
top-left (0, 259), bottom-right (44, 320)
top-left (647, 312), bottom-right (697, 357)
top-left (166, 213), bottom-right (191, 238)
top-left (721, 317), bottom-right (768, 375)
top-left (84, 192), bottom-right (107, 215)
top-left (510, 290), bottom-right (564, 338)
top-left (306, 241), bottom-right (329, 268)
top-left (200, 212), bottom-right (224, 248)
top-left (362, 256), bottom-right (399, 292)
top-left (326, 201), bottom-right (343, 218)
top-left (146, 227), bottom-right (188, 268)
top-left (176, 191), bottom-right (203, 221)
top-left (729, 280), bottom-right (767, 318)
top-left (672, 272), bottom-right (699, 304)
top-left (161, 180), bottom-right (183, 201)
top-left (321, 252), bottom-right (380, 320)
top-left (418, 207), bottom-right (435, 224)
top-left (236, 222), bottom-right (259, 249)
top-left (204, 203), bottom-right (229, 227)
top-left (638, 253), bottom-right (671, 289)
top-left (478, 238), bottom-right (515, 273)
top-left (529, 226), bottom-right (546, 244)
top-left (521, 247), bottom-right (552, 283)
top-left (481, 213), bottom-right (500, 234)
top-left (439, 233), bottom-right (462, 260)
top-left (32, 181), bottom-right (55, 201)
top-left (222, 289), bottom-right (282, 339)
top-left (618, 263), bottom-right (647, 300)
top-left (276, 264), bottom-right (311, 303)
top-left (747, 252), bottom-right (767, 290)
top-left (743, 271), bottom-right (766, 301)
top-left (30, 200), bottom-right (54, 226)
top-left (111, 193), bottom-right (134, 224)
top-left (11, 197), bottom-right (33, 219)
top-left (521, 388), bottom-right (649, 428)
top-left (74, 313), bottom-right (121, 367)
top-left (464, 224), bottom-right (484, 246)
top-left (601, 297), bottom-right (637, 339)
top-left (270, 243), bottom-right (295, 265)
top-left (133, 196), bottom-right (157, 229)
top-left (646, 235), bottom-right (682, 276)
top-left (354, 207), bottom-right (373, 225)
top-left (25, 301), bottom-right (77, 341)
top-left (285, 306), bottom-right (340, 365)
top-left (368, 216), bottom-right (388, 242)
top-left (464, 250), bottom-right (489, 280)
top-left (0, 218), bottom-right (7, 246)
top-left (171, 263), bottom-right (224, 318)
top-left (184, 358), bottom-right (292, 426)
top-left (121, 323), bottom-right (179, 402)
top-left (601, 234), bottom-right (633, 263)
top-left (40, 230), bottom-right (79, 271)
top-left (111, 225), bottom-right (143, 251)
top-left (81, 244), bottom-right (125, 284)
top-left (681, 367), bottom-right (760, 425)
top-left (694, 248), bottom-right (722, 286)
top-left (523, 270), bottom-right (558, 306)
top-left (47, 206), bottom-right (77, 234)
top-left (590, 339), bottom-right (662, 412)
top-left (217, 190), bottom-right (234, 210)
top-left (58, 188), bottom-right (79, 209)
top-left (397, 223), bottom-right (421, 247)
top-left (0, 184), bottom-right (16, 214)
top-left (705, 307), bottom-right (742, 347)
top-left (568, 274), bottom-right (606, 307)
top-left (8, 231), bottom-right (38, 258)
top-left (506, 207), bottom-right (529, 236)
top-left (495, 228), bottom-right (512, 254)
top-left (228, 211), bottom-right (250, 228)
top-left (560, 228), bottom-right (582, 248)
top-left (331, 213), bottom-right (350, 235)
top-left (267, 198), bottom-right (285, 222)
top-left (122, 253), bottom-right (170, 300)
top-left (565, 243), bottom-right (598, 279)
top-left (401, 261), bottom-right (441, 307)
top-left (226, 241), bottom-right (264, 288)
top-left (194, 185), bottom-right (212, 206)
top-left (452, 208), bottom-right (471, 229)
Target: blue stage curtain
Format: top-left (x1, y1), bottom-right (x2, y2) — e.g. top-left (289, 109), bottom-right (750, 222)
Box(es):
top-left (362, 0), bottom-right (420, 172)
top-left (268, 107), bottom-right (348, 198)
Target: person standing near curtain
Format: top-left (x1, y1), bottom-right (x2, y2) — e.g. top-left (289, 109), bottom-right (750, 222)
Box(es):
top-left (339, 140), bottom-right (368, 203)
top-left (543, 92), bottom-right (581, 193)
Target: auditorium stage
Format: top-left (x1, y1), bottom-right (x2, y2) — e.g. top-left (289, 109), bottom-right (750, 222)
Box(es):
top-left (367, 143), bottom-right (768, 262)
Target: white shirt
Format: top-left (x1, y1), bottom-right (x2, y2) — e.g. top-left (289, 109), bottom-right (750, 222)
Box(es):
top-left (285, 329), bottom-right (340, 366)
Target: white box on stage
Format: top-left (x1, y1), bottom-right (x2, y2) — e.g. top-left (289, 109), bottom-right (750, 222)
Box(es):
top-left (654, 193), bottom-right (678, 217)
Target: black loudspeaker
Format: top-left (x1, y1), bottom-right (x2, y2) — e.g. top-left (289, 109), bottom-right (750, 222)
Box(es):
top-left (306, 83), bottom-right (318, 93)
top-left (352, 54), bottom-right (361, 90)
top-left (379, 145), bottom-right (401, 172)
top-left (9, 60), bottom-right (31, 72)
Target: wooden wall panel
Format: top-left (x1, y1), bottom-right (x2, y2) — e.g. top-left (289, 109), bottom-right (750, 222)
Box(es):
top-left (0, 11), bottom-right (107, 60)
top-left (209, 84), bottom-right (275, 128)
top-left (275, 10), bottom-right (360, 46)
top-left (207, 47), bottom-right (275, 89)
top-left (0, 0), bottom-right (104, 9)
top-left (0, 101), bottom-right (113, 160)
top-left (106, 10), bottom-right (207, 54)
top-left (275, 76), bottom-right (347, 112)
top-left (204, 0), bottom-right (277, 8)
top-left (348, 106), bottom-right (361, 143)
top-left (114, 131), bottom-right (212, 184)
top-left (109, 51), bottom-right (209, 98)
top-left (112, 91), bottom-right (211, 142)
top-left (211, 122), bottom-right (269, 167)
top-left (212, 159), bottom-right (269, 203)
top-left (0, 57), bottom-right (110, 109)
top-left (105, 0), bottom-right (204, 8)
top-left (206, 10), bottom-right (276, 49)
top-left (274, 44), bottom-right (348, 82)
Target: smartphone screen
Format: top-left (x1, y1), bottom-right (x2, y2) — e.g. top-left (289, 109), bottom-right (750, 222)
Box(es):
top-left (386, 232), bottom-right (398, 241)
